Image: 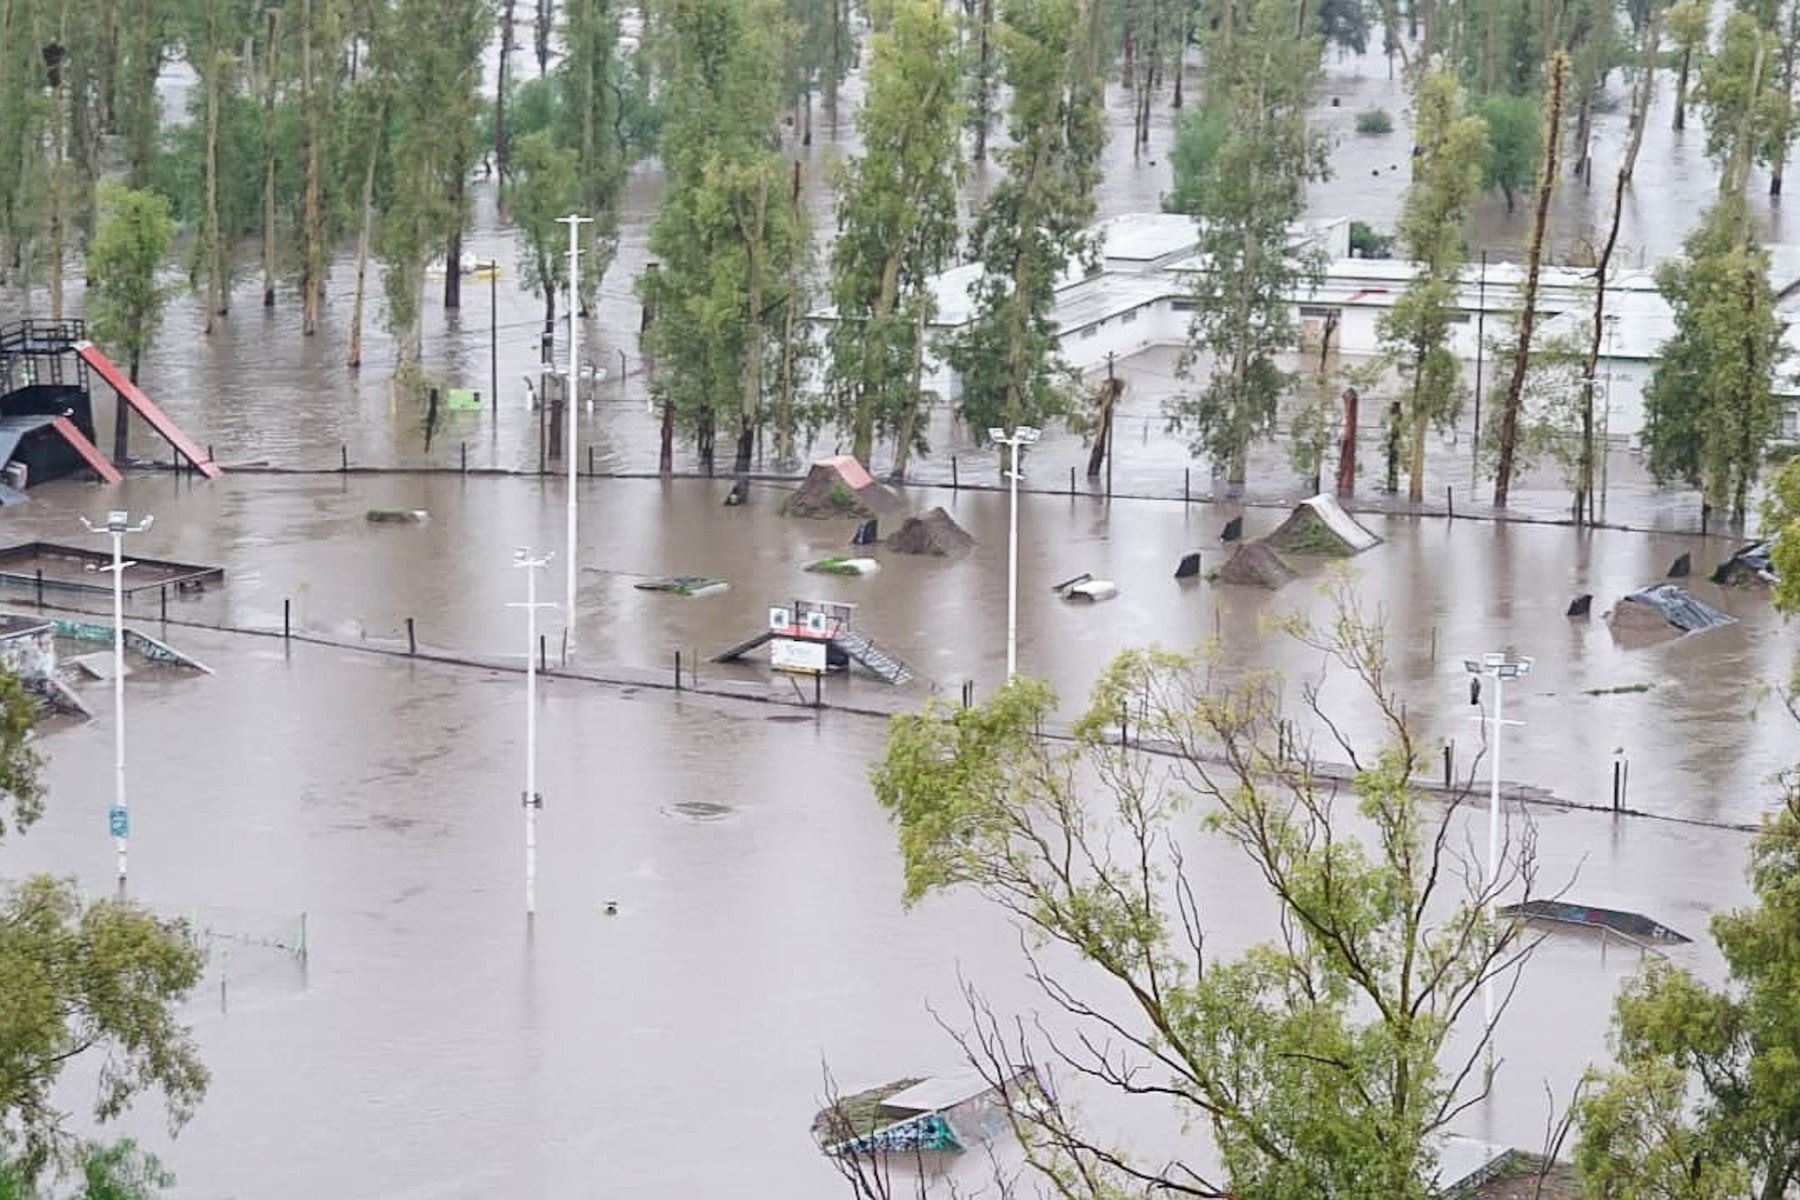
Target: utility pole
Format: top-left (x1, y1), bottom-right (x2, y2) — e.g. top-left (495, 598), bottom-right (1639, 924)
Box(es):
top-left (557, 213), bottom-right (592, 658)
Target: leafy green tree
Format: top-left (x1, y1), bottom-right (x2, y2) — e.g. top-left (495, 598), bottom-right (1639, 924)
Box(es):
top-left (0, 666), bottom-right (207, 1186)
top-left (1166, 0), bottom-right (1325, 488)
top-left (944, 0), bottom-right (1104, 444)
top-left (506, 130), bottom-right (582, 326)
top-left (1378, 72), bottom-right (1487, 503)
top-left (298, 0), bottom-right (348, 334)
top-left (1163, 106), bottom-right (1226, 213)
top-left (871, 589), bottom-right (1535, 1200)
top-left (1644, 193), bottom-right (1784, 528)
top-left (378, 0), bottom-right (486, 381)
top-left (641, 0), bottom-right (805, 473)
top-left (825, 0), bottom-right (962, 472)
top-left (1694, 12), bottom-right (1792, 186)
top-left (1576, 761), bottom-right (1800, 1199)
top-left (84, 183), bottom-right (173, 385)
top-left (1669, 0), bottom-right (1710, 129)
top-left (1478, 93), bottom-right (1539, 213)
top-left (84, 183), bottom-right (175, 462)
top-left (72, 1139), bottom-right (173, 1200)
top-left (557, 0), bottom-right (627, 314)
top-left (1768, 457), bottom-right (1800, 613)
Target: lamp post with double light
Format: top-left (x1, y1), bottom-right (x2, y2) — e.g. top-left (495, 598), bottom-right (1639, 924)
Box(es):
top-left (81, 510), bottom-right (153, 895)
top-left (987, 426), bottom-right (1040, 680)
top-left (1463, 650), bottom-right (1532, 1074)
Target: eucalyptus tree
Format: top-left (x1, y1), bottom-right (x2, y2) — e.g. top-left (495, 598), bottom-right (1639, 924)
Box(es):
top-left (946, 0), bottom-right (1104, 442)
top-left (378, 0), bottom-right (486, 382)
top-left (557, 0), bottom-right (626, 314)
top-left (825, 0), bottom-right (963, 472)
top-left (641, 0), bottom-right (805, 473)
top-left (1377, 73), bottom-right (1486, 503)
top-left (1166, 0), bottom-right (1326, 489)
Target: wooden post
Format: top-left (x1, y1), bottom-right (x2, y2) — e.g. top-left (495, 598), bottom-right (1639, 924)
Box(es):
top-left (406, 617), bottom-right (416, 655)
top-left (1444, 744), bottom-right (1452, 788)
top-left (675, 650), bottom-right (683, 691)
top-left (284, 598), bottom-right (291, 640)
top-left (34, 568), bottom-right (43, 608)
top-left (1069, 466), bottom-right (1075, 495)
top-left (461, 442), bottom-right (467, 474)
top-left (951, 456), bottom-right (959, 490)
top-left (160, 586), bottom-right (167, 623)
top-left (1184, 467), bottom-right (1190, 502)
top-left (341, 444), bottom-right (348, 473)
top-left (1446, 485), bottom-right (1454, 518)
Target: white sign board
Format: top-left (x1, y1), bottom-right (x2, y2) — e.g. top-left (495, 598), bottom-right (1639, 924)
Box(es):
top-left (771, 637), bottom-right (827, 675)
top-left (768, 606), bottom-right (792, 631)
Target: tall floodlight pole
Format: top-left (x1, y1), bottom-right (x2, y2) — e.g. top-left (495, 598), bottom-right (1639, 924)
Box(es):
top-left (81, 510), bottom-right (153, 896)
top-left (510, 548), bottom-right (556, 917)
top-left (987, 426), bottom-right (1041, 680)
top-left (1463, 650), bottom-right (1532, 1081)
top-left (556, 213), bottom-right (592, 658)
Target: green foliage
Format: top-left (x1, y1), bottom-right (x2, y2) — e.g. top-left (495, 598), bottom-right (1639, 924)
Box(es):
top-left (944, 0), bottom-right (1104, 441)
top-left (1349, 219), bottom-right (1393, 257)
top-left (0, 671), bottom-right (42, 844)
top-left (1166, 0), bottom-right (1326, 483)
top-left (1693, 13), bottom-right (1792, 179)
top-left (1164, 107), bottom-right (1227, 213)
top-left (871, 595), bottom-right (1528, 1199)
top-left (826, 0), bottom-right (963, 463)
top-left (1377, 74), bottom-right (1487, 498)
top-left (1644, 193), bottom-right (1784, 524)
top-left (557, 0), bottom-right (629, 304)
top-left (642, 0), bottom-right (808, 471)
top-left (73, 1140), bottom-right (173, 1200)
top-left (1576, 765), bottom-right (1800, 1198)
top-left (378, 0), bottom-right (488, 372)
top-left (1766, 457), bottom-right (1800, 615)
top-left (84, 184), bottom-right (176, 382)
top-left (1477, 93), bottom-right (1541, 213)
top-left (1354, 106), bottom-right (1393, 133)
top-left (505, 131), bottom-right (582, 321)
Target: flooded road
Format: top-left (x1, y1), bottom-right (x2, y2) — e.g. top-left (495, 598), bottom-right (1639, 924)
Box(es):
top-left (0, 470), bottom-right (1790, 1195)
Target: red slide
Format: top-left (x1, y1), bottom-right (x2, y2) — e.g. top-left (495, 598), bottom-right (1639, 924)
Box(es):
top-left (73, 341), bottom-right (223, 479)
top-left (50, 416), bottom-right (124, 484)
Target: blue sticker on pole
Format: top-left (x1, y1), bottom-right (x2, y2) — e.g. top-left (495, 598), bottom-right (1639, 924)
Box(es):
top-left (108, 806), bottom-right (128, 838)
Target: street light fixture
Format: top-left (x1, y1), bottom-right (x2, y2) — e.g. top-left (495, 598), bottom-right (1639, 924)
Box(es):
top-left (80, 509), bottom-right (154, 896)
top-left (1462, 649), bottom-right (1532, 1076)
top-left (556, 214), bottom-right (592, 660)
top-left (988, 425), bottom-right (1041, 681)
top-left (509, 548), bottom-right (556, 917)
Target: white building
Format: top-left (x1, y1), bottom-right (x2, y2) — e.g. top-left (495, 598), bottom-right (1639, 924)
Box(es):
top-left (824, 211), bottom-right (1800, 442)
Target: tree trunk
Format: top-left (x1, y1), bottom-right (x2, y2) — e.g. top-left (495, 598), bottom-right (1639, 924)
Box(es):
top-left (497, 0), bottom-right (515, 183)
top-left (1494, 53), bottom-right (1567, 507)
top-left (734, 174), bottom-right (770, 475)
top-left (890, 303), bottom-right (927, 481)
top-left (203, 41), bottom-right (224, 330)
top-left (98, 0), bottom-right (119, 132)
top-left (48, 42), bottom-right (66, 321)
top-left (535, 0), bottom-right (552, 74)
top-left (1620, 9), bottom-right (1658, 184)
top-left (852, 254), bottom-right (903, 462)
top-left (776, 281), bottom-right (798, 467)
top-left (1336, 387), bottom-right (1358, 498)
top-left (1572, 95), bottom-right (1593, 182)
top-left (301, 0), bottom-right (324, 335)
top-left (346, 98), bottom-right (384, 369)
top-left (1771, 30), bottom-right (1797, 196)
top-left (1087, 365), bottom-right (1118, 477)
top-left (444, 220), bottom-right (463, 310)
top-left (262, 8), bottom-right (279, 307)
top-left (1673, 47), bottom-right (1690, 131)
top-left (126, 0), bottom-right (158, 187)
top-left (826, 0), bottom-right (842, 130)
top-left (1407, 355), bottom-right (1428, 502)
top-left (973, 0), bottom-right (992, 162)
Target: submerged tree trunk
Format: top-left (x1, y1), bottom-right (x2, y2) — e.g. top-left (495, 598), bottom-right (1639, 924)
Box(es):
top-left (301, 0), bottom-right (324, 335)
top-left (1673, 47), bottom-right (1691, 131)
top-left (1407, 351), bottom-right (1429, 502)
top-left (202, 40), bottom-right (225, 330)
top-left (890, 303), bottom-right (927, 481)
top-left (1336, 386), bottom-right (1358, 498)
top-left (444, 220), bottom-right (463, 309)
top-left (972, 0), bottom-right (992, 162)
top-left (734, 174), bottom-right (770, 475)
top-left (1494, 54), bottom-right (1568, 507)
top-left (346, 99), bottom-right (384, 369)
top-left (261, 7), bottom-right (279, 307)
top-left (497, 0), bottom-right (515, 184)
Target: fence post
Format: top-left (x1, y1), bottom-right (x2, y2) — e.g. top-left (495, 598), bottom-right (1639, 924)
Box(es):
top-left (1446, 486), bottom-right (1454, 518)
top-left (35, 567), bottom-right (43, 608)
top-left (160, 586), bottom-right (167, 624)
top-left (814, 672), bottom-right (822, 709)
top-left (539, 635), bottom-right (547, 673)
top-left (406, 617), bottom-right (416, 655)
top-left (588, 446), bottom-right (595, 477)
top-left (1612, 760), bottom-right (1622, 813)
top-left (1444, 744), bottom-right (1452, 789)
top-left (341, 445), bottom-right (348, 473)
top-left (675, 650), bottom-right (683, 691)
top-left (951, 456), bottom-right (959, 491)
top-left (461, 442), bottom-right (467, 474)
top-left (283, 598), bottom-right (291, 640)
top-left (1184, 468), bottom-right (1190, 503)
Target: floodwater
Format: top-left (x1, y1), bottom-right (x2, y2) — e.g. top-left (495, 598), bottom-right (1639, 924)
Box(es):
top-left (3, 23), bottom-right (1798, 1198)
top-left (2, 470), bottom-right (1793, 1196)
top-left (7, 30), bottom-right (1785, 535)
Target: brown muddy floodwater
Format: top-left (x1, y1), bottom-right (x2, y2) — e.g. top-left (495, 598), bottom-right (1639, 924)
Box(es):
top-left (0, 470), bottom-right (1790, 1197)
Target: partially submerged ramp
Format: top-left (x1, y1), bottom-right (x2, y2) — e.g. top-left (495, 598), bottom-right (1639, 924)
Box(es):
top-left (74, 341), bottom-right (222, 478)
top-left (49, 416), bottom-right (123, 483)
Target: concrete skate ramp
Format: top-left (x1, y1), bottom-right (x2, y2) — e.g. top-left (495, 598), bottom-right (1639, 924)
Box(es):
top-left (1264, 494), bottom-right (1381, 556)
top-left (888, 507), bottom-right (974, 558)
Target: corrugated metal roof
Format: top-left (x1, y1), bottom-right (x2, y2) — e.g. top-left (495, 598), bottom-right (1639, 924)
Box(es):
top-left (1622, 583), bottom-right (1735, 632)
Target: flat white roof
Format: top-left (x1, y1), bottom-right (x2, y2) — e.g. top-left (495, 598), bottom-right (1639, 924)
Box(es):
top-left (1093, 212), bottom-right (1202, 262)
top-left (880, 1071), bottom-right (998, 1113)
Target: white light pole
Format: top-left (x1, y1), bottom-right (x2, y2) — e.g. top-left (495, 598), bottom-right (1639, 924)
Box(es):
top-left (510, 548), bottom-right (556, 917)
top-left (556, 213), bottom-right (592, 659)
top-left (1463, 650), bottom-right (1532, 1077)
top-left (987, 425), bottom-right (1041, 680)
top-left (81, 510), bottom-right (153, 896)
